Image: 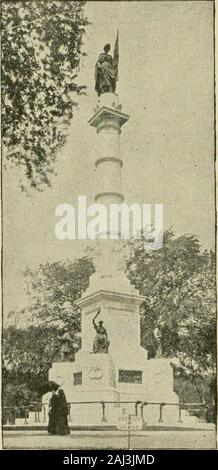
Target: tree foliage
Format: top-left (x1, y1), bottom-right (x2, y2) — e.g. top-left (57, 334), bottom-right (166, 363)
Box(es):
top-left (3, 325), bottom-right (60, 398)
top-left (126, 230), bottom-right (216, 419)
top-left (3, 255), bottom-right (94, 402)
top-left (2, 0), bottom-right (89, 189)
top-left (24, 256), bottom-right (95, 328)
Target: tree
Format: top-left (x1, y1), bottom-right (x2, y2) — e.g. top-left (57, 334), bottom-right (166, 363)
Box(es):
top-left (172, 258), bottom-right (216, 421)
top-left (2, 1), bottom-right (89, 189)
top-left (3, 324), bottom-right (60, 423)
top-left (3, 325), bottom-right (60, 396)
top-left (3, 255), bottom-right (95, 402)
top-left (24, 256), bottom-right (95, 328)
top-left (127, 231), bottom-right (202, 352)
top-left (126, 231), bottom-right (216, 420)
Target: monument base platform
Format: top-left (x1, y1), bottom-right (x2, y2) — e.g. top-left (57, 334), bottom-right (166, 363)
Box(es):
top-left (39, 353), bottom-right (192, 426)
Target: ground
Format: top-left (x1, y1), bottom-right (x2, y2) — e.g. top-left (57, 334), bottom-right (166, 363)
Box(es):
top-left (3, 430), bottom-right (216, 450)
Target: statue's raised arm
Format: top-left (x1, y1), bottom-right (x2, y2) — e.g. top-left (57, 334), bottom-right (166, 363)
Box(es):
top-left (92, 308), bottom-right (101, 329)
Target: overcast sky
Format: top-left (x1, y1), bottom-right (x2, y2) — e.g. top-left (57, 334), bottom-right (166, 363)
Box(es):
top-left (3, 1), bottom-right (215, 315)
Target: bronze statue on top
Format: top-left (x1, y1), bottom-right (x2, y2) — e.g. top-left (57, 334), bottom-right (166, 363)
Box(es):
top-left (92, 308), bottom-right (110, 353)
top-left (95, 34), bottom-right (119, 97)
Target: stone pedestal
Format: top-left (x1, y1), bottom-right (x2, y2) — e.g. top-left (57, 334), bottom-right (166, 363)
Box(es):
top-left (42, 293), bottom-right (179, 426)
top-left (77, 290), bottom-right (145, 361)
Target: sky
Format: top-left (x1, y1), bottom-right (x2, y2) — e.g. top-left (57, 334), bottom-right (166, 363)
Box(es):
top-left (3, 1), bottom-right (215, 315)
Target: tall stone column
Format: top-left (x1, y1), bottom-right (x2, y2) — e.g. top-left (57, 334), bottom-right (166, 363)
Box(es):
top-left (84, 92), bottom-right (141, 294)
top-left (89, 93), bottom-right (127, 208)
top-left (77, 92), bottom-right (145, 359)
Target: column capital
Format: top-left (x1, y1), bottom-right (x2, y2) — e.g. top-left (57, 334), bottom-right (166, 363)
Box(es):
top-left (89, 92), bottom-right (129, 131)
top-left (89, 106), bottom-right (129, 130)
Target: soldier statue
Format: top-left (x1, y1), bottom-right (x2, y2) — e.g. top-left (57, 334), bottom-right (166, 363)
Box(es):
top-left (95, 34), bottom-right (119, 97)
top-left (58, 327), bottom-right (73, 361)
top-left (153, 324), bottom-right (162, 359)
top-left (92, 309), bottom-right (110, 353)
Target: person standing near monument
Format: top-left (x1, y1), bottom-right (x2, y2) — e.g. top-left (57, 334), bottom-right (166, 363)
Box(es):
top-left (56, 388), bottom-right (70, 435)
top-left (48, 389), bottom-right (59, 435)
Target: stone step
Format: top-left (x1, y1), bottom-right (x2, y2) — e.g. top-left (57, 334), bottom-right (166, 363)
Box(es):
top-left (4, 422), bottom-right (215, 432)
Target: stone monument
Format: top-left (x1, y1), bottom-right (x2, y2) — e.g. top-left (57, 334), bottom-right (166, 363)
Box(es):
top-left (42, 37), bottom-right (180, 426)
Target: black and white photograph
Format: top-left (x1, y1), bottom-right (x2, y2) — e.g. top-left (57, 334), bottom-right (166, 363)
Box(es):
top-left (1, 0), bottom-right (216, 452)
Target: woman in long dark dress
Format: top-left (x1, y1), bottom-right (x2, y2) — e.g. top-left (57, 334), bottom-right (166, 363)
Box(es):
top-left (56, 388), bottom-right (70, 435)
top-left (48, 390), bottom-right (59, 435)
